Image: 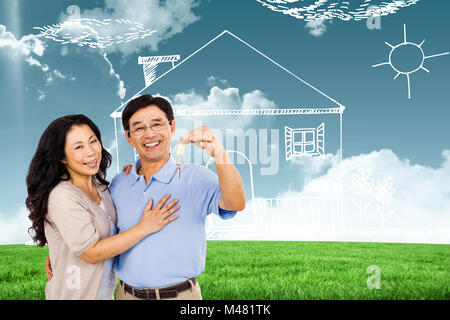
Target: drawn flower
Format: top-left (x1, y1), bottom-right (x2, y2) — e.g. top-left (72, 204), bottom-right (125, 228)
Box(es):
top-left (373, 177), bottom-right (396, 204)
top-left (351, 168), bottom-right (374, 196)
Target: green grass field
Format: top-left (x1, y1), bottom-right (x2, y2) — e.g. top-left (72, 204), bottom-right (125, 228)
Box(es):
top-left (0, 241), bottom-right (448, 300)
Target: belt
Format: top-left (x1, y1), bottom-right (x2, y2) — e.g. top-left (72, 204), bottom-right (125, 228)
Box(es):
top-left (119, 278), bottom-right (197, 300)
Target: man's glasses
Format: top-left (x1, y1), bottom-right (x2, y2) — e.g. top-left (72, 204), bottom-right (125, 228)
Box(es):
top-left (128, 120), bottom-right (170, 136)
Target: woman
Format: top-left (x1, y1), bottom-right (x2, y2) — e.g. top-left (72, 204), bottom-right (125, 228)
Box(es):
top-left (26, 114), bottom-right (179, 300)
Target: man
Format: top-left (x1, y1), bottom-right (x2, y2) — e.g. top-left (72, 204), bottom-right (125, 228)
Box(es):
top-left (111, 94), bottom-right (246, 300)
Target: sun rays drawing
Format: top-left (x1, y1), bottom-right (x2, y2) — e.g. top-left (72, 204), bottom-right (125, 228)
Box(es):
top-left (372, 24), bottom-right (449, 99)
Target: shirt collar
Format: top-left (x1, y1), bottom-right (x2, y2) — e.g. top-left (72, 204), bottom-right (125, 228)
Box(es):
top-left (130, 156), bottom-right (177, 186)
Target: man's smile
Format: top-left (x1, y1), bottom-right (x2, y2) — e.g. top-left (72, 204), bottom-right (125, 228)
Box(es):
top-left (143, 140), bottom-right (162, 150)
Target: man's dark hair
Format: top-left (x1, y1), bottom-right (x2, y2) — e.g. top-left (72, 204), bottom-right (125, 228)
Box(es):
top-left (122, 94), bottom-right (174, 134)
top-left (122, 94), bottom-right (153, 132)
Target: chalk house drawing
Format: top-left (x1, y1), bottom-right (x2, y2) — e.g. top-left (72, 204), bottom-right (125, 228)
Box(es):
top-left (110, 30), bottom-right (346, 240)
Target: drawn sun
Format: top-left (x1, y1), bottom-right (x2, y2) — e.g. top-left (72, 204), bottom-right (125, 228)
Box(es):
top-left (372, 24), bottom-right (449, 99)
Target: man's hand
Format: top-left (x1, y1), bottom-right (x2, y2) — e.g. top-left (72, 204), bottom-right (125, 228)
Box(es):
top-left (45, 256), bottom-right (53, 281)
top-left (122, 164), bottom-right (133, 175)
top-left (181, 126), bottom-right (245, 212)
top-left (181, 126), bottom-right (226, 162)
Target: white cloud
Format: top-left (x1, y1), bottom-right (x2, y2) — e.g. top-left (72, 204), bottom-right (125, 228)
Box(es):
top-left (173, 86), bottom-right (241, 109)
top-left (0, 25), bottom-right (75, 100)
top-left (53, 69), bottom-right (66, 79)
top-left (289, 152), bottom-right (339, 184)
top-left (105, 138), bottom-right (119, 175)
top-left (208, 149), bottom-right (450, 243)
top-left (206, 75), bottom-right (229, 87)
top-left (0, 207), bottom-right (33, 245)
top-left (169, 84), bottom-right (276, 127)
top-left (58, 0), bottom-right (201, 56)
top-left (21, 33), bottom-right (46, 56)
top-left (0, 25), bottom-right (45, 56)
top-left (0, 24), bottom-right (48, 71)
top-left (24, 56), bottom-right (49, 72)
top-left (37, 89), bottom-right (46, 101)
top-left (45, 74), bottom-right (54, 85)
top-left (281, 149), bottom-right (450, 240)
top-left (103, 52), bottom-right (126, 99)
top-left (105, 138), bottom-right (117, 155)
top-left (60, 46), bottom-right (69, 56)
top-left (45, 69), bottom-right (72, 84)
top-left (305, 19), bottom-right (327, 37)
top-left (242, 89), bottom-right (275, 110)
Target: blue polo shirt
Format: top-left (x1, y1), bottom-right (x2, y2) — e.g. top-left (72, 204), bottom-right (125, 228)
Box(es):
top-left (110, 157), bottom-right (236, 288)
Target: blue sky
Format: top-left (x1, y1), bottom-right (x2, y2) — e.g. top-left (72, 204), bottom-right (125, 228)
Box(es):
top-left (0, 0), bottom-right (449, 243)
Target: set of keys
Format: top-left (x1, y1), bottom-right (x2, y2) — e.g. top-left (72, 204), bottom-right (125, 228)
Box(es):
top-left (175, 136), bottom-right (215, 178)
top-left (175, 142), bottom-right (186, 179)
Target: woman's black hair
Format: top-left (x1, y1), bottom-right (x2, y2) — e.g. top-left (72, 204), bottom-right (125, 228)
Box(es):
top-left (26, 114), bottom-right (112, 247)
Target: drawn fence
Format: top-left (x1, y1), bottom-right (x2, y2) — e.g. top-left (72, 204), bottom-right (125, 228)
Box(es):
top-left (206, 196), bottom-right (343, 237)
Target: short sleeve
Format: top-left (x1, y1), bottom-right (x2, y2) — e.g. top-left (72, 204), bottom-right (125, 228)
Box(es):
top-left (192, 166), bottom-right (237, 220)
top-left (218, 207), bottom-right (237, 220)
top-left (109, 173), bottom-right (121, 197)
top-left (47, 186), bottom-right (100, 256)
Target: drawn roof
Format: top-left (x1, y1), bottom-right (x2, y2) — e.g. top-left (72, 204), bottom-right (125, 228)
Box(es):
top-left (111, 30), bottom-right (345, 118)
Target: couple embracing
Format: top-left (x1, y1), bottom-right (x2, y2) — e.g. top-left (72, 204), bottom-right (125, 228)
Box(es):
top-left (26, 94), bottom-right (245, 300)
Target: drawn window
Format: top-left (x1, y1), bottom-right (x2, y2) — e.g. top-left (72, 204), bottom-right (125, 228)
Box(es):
top-left (285, 123), bottom-right (325, 161)
top-left (293, 130), bottom-right (315, 155)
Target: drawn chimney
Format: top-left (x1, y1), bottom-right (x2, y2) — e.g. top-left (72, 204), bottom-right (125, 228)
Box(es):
top-left (138, 55), bottom-right (180, 87)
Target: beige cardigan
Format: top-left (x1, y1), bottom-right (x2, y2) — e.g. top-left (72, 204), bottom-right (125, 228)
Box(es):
top-left (44, 178), bottom-right (117, 300)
